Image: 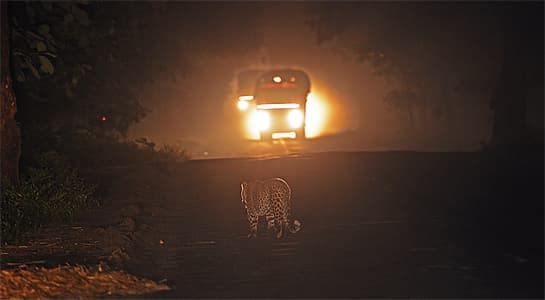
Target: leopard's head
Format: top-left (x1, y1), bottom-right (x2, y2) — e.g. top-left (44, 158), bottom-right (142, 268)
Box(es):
top-left (240, 181), bottom-right (249, 206)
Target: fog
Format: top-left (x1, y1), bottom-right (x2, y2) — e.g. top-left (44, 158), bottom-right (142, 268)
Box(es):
top-left (127, 2), bottom-right (543, 159)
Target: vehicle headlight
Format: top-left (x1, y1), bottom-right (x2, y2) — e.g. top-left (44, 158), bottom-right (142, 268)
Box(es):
top-left (249, 110), bottom-right (270, 132)
top-left (287, 109), bottom-right (304, 128)
top-left (237, 100), bottom-right (249, 110)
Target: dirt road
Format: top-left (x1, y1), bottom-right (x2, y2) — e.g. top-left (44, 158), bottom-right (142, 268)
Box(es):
top-left (115, 149), bottom-right (543, 298)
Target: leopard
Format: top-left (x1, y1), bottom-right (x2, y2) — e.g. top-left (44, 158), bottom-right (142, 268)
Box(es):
top-left (240, 177), bottom-right (302, 239)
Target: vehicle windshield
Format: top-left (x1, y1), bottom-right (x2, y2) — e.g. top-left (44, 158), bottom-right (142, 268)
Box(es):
top-left (254, 88), bottom-right (307, 103)
top-left (254, 69), bottom-right (310, 103)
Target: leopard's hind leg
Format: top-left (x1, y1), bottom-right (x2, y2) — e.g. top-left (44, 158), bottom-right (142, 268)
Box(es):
top-left (274, 210), bottom-right (285, 239)
top-left (274, 209), bottom-right (291, 239)
top-left (266, 214), bottom-right (275, 232)
top-left (247, 213), bottom-right (258, 238)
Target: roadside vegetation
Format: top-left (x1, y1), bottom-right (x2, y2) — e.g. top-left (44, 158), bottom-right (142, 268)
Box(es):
top-left (1, 2), bottom-right (255, 245)
top-left (56, 134), bottom-right (191, 170)
top-left (1, 152), bottom-right (96, 244)
top-left (0, 264), bottom-right (170, 298)
top-left (1, 135), bottom-right (190, 245)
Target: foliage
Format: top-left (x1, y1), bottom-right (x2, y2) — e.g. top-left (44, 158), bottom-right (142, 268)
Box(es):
top-left (10, 1), bottom-right (147, 139)
top-left (50, 134), bottom-right (190, 172)
top-left (384, 89), bottom-right (421, 127)
top-left (308, 3), bottom-right (505, 128)
top-left (1, 151), bottom-right (96, 244)
top-left (10, 2), bottom-right (264, 145)
top-left (0, 265), bottom-right (170, 299)
top-left (3, 1), bottom-right (262, 243)
top-left (156, 144), bottom-right (191, 163)
top-left (134, 137), bottom-right (191, 162)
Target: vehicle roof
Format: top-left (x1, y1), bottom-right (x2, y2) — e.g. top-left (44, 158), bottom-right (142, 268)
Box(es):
top-left (257, 69), bottom-right (310, 90)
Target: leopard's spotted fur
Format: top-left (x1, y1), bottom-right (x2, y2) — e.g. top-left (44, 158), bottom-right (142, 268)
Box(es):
top-left (241, 177), bottom-right (301, 239)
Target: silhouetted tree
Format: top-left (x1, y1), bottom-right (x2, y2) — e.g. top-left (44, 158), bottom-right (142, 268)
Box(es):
top-left (309, 2), bottom-right (543, 145)
top-left (8, 2), bottom-right (264, 157)
top-left (309, 3), bottom-right (464, 129)
top-left (489, 3), bottom-right (543, 147)
top-left (384, 89), bottom-right (421, 129)
top-left (1, 1), bottom-right (21, 187)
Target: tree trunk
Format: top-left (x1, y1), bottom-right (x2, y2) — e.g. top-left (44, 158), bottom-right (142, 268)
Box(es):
top-left (489, 4), bottom-right (528, 147)
top-left (1, 1), bottom-right (21, 188)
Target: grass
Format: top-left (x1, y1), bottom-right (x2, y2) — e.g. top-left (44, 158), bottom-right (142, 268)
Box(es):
top-left (1, 135), bottom-right (190, 245)
top-left (1, 152), bottom-right (97, 244)
top-left (0, 264), bottom-right (170, 299)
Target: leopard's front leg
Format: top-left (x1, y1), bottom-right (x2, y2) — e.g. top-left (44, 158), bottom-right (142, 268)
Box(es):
top-left (247, 213), bottom-right (258, 238)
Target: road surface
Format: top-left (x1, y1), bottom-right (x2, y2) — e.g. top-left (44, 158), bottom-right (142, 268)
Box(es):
top-left (110, 149), bottom-right (542, 298)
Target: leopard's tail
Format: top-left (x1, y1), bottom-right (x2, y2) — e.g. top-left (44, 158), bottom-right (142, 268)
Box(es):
top-left (288, 219), bottom-right (302, 233)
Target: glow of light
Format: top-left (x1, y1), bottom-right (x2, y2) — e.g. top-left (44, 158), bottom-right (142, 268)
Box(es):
top-left (273, 76), bottom-right (282, 83)
top-left (101, 116), bottom-right (107, 121)
top-left (289, 76), bottom-right (296, 82)
top-left (257, 103), bottom-right (300, 109)
top-left (272, 132), bottom-right (296, 139)
top-left (248, 110), bottom-right (270, 132)
top-left (238, 95), bottom-right (254, 101)
top-left (237, 100), bottom-right (249, 110)
top-left (305, 93), bottom-right (326, 138)
top-left (287, 109), bottom-right (304, 129)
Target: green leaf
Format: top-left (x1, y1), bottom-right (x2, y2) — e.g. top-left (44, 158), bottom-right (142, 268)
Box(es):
top-left (25, 30), bottom-right (44, 42)
top-left (39, 26), bottom-right (55, 46)
top-left (12, 55), bottom-right (26, 82)
top-left (39, 55), bottom-right (54, 74)
top-left (38, 24), bottom-right (50, 35)
top-left (26, 59), bottom-right (41, 79)
top-left (36, 41), bottom-right (47, 52)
